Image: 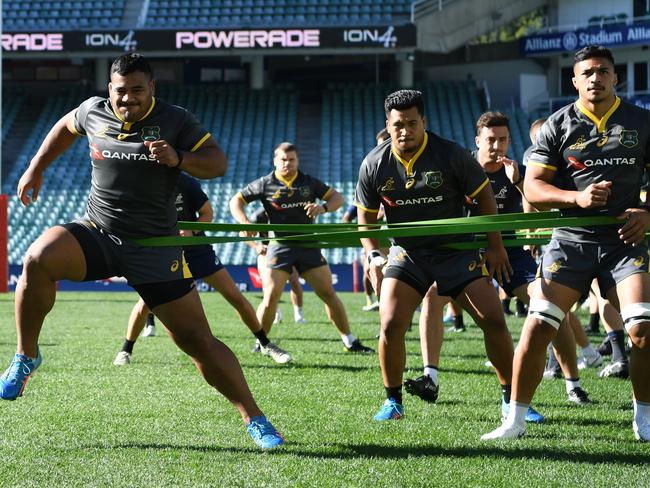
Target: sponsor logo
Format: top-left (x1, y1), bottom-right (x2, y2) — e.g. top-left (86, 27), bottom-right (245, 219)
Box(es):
top-left (381, 195), bottom-right (443, 207)
top-left (620, 129), bottom-right (639, 148)
top-left (596, 135), bottom-right (609, 147)
top-left (568, 135), bottom-right (588, 150)
top-left (405, 178), bottom-right (416, 189)
top-left (90, 143), bottom-right (104, 160)
top-left (1, 33), bottom-right (63, 51)
top-left (141, 126), bottom-right (160, 142)
top-left (170, 260), bottom-right (179, 272)
top-left (545, 260), bottom-right (563, 273)
top-left (583, 157), bottom-right (635, 166)
top-left (343, 26), bottom-right (397, 48)
top-left (175, 29), bottom-right (320, 49)
top-left (567, 156), bottom-right (586, 170)
top-left (634, 255), bottom-right (645, 267)
top-left (91, 147), bottom-right (157, 162)
top-left (85, 31), bottom-right (137, 52)
top-left (424, 171), bottom-right (443, 189)
top-left (380, 177), bottom-right (395, 192)
top-left (468, 260), bottom-right (477, 271)
top-left (270, 201), bottom-right (307, 210)
top-left (562, 32), bottom-right (578, 51)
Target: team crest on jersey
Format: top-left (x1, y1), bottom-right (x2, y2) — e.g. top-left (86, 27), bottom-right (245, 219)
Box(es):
top-left (300, 186), bottom-right (311, 197)
top-left (619, 130), bottom-right (638, 148)
top-left (380, 177), bottom-right (395, 192)
top-left (271, 189), bottom-right (282, 199)
top-left (424, 171), bottom-right (443, 189)
top-left (568, 135), bottom-right (588, 150)
top-left (141, 126), bottom-right (160, 142)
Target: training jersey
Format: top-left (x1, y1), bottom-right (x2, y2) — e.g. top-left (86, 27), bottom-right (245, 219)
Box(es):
top-left (237, 170), bottom-right (333, 239)
top-left (175, 173), bottom-right (213, 256)
top-left (522, 145), bottom-right (534, 166)
top-left (355, 131), bottom-right (489, 250)
top-left (72, 96), bottom-right (211, 238)
top-left (529, 97), bottom-right (650, 244)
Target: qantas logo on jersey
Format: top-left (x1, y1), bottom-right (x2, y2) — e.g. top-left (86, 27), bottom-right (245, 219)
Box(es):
top-left (270, 201), bottom-right (307, 210)
top-left (381, 195), bottom-right (443, 207)
top-left (568, 156), bottom-right (635, 169)
top-left (89, 143), bottom-right (156, 162)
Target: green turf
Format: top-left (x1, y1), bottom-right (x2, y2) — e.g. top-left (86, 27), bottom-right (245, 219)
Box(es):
top-left (0, 291), bottom-right (648, 487)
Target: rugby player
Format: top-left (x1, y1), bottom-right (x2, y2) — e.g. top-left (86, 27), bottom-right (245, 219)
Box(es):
top-left (482, 45), bottom-right (650, 441)
top-left (229, 142), bottom-right (373, 355)
top-left (0, 53), bottom-right (284, 449)
top-left (355, 89), bottom-right (517, 422)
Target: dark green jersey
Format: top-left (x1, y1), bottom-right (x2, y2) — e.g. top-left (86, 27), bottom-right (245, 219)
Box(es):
top-left (355, 131), bottom-right (489, 250)
top-left (529, 97), bottom-right (650, 244)
top-left (73, 96), bottom-right (211, 238)
top-left (237, 170), bottom-right (332, 238)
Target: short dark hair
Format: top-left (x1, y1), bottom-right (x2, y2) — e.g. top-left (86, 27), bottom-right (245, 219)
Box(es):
top-left (110, 53), bottom-right (154, 79)
top-left (384, 90), bottom-right (425, 118)
top-left (375, 128), bottom-right (390, 144)
top-left (476, 111), bottom-right (510, 136)
top-left (529, 117), bottom-right (547, 141)
top-left (573, 45), bottom-right (615, 66)
top-left (274, 141), bottom-right (297, 156)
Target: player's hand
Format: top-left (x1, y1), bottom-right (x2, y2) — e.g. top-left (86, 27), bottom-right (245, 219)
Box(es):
top-left (367, 263), bottom-right (384, 297)
top-left (144, 140), bottom-right (180, 167)
top-left (239, 229), bottom-right (258, 238)
top-left (179, 229), bottom-right (193, 237)
top-left (304, 202), bottom-right (325, 218)
top-left (481, 245), bottom-right (512, 287)
top-left (256, 244), bottom-right (268, 256)
top-left (17, 167), bottom-right (44, 206)
top-left (499, 156), bottom-right (519, 184)
top-left (617, 208), bottom-right (650, 246)
top-left (575, 181), bottom-right (612, 208)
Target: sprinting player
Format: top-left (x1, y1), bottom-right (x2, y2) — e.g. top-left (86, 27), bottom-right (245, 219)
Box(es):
top-left (114, 173), bottom-right (291, 365)
top-left (482, 45), bottom-right (650, 441)
top-left (229, 142), bottom-right (373, 355)
top-left (355, 89), bottom-right (519, 422)
top-left (248, 208), bottom-right (306, 326)
top-left (0, 53), bottom-right (283, 449)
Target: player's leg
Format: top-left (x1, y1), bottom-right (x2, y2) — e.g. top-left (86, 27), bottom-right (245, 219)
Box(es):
top-left (204, 269), bottom-right (291, 364)
top-left (289, 268), bottom-right (306, 323)
top-left (150, 286), bottom-right (283, 448)
top-left (568, 312), bottom-right (603, 370)
top-left (114, 298), bottom-right (150, 366)
top-left (361, 254), bottom-right (379, 311)
top-left (611, 272), bottom-right (650, 440)
top-left (594, 282), bottom-right (628, 377)
top-left (404, 284), bottom-right (445, 403)
top-left (257, 268), bottom-right (290, 336)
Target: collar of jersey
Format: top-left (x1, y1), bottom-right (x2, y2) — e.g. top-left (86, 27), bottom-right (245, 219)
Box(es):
top-left (112, 97), bottom-right (156, 130)
top-left (274, 170), bottom-right (298, 188)
top-left (575, 96), bottom-right (620, 133)
top-left (391, 132), bottom-right (428, 177)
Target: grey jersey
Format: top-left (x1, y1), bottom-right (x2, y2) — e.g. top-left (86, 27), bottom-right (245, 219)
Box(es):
top-left (355, 131), bottom-right (489, 250)
top-left (73, 96), bottom-right (211, 238)
top-left (529, 98), bottom-right (650, 244)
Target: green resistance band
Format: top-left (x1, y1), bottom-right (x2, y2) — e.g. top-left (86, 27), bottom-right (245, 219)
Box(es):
top-left (135, 211), bottom-right (624, 249)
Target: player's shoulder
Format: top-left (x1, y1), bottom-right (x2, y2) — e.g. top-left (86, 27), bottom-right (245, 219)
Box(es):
top-left (77, 96), bottom-right (108, 113)
top-left (617, 99), bottom-right (650, 121)
top-left (362, 138), bottom-right (392, 167)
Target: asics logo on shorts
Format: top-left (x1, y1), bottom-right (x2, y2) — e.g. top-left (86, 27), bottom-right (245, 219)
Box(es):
top-left (170, 260), bottom-right (179, 272)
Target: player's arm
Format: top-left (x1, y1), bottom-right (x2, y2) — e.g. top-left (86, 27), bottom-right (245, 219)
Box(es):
top-left (180, 200), bottom-right (213, 237)
top-left (616, 156), bottom-right (650, 246)
top-left (305, 187), bottom-right (344, 218)
top-left (229, 192), bottom-right (258, 238)
top-left (17, 110), bottom-right (79, 206)
top-left (358, 206), bottom-right (386, 295)
top-left (472, 182), bottom-right (512, 285)
top-left (145, 136), bottom-right (227, 179)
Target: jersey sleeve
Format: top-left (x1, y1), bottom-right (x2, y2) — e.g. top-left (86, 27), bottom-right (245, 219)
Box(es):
top-left (354, 157), bottom-right (380, 212)
top-left (526, 118), bottom-right (560, 172)
top-left (176, 109), bottom-right (212, 153)
top-left (454, 148), bottom-right (489, 198)
top-left (238, 177), bottom-right (265, 203)
top-left (72, 97), bottom-right (101, 136)
top-left (310, 176), bottom-right (332, 200)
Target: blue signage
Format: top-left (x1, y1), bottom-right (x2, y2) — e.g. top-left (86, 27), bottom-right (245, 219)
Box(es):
top-left (522, 21), bottom-right (650, 55)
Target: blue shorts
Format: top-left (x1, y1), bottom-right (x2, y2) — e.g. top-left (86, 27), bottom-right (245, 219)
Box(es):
top-left (501, 249), bottom-right (537, 297)
top-left (184, 245), bottom-right (223, 280)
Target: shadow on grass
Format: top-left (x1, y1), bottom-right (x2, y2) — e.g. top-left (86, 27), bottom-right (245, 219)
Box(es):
top-left (240, 361), bottom-right (375, 372)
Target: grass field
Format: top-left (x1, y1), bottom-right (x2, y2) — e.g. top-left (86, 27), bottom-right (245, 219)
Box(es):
top-left (0, 290), bottom-right (648, 487)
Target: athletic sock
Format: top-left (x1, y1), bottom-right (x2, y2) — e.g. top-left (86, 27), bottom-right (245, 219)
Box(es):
top-left (501, 298), bottom-right (512, 314)
top-left (385, 386), bottom-right (402, 405)
top-left (424, 364), bottom-right (439, 385)
top-left (546, 344), bottom-right (559, 369)
top-left (454, 314), bottom-right (465, 329)
top-left (146, 313), bottom-right (155, 327)
top-left (253, 330), bottom-right (270, 347)
top-left (634, 399), bottom-right (650, 421)
top-left (341, 333), bottom-right (357, 348)
top-left (565, 378), bottom-right (581, 394)
top-left (609, 330), bottom-right (628, 363)
top-left (581, 343), bottom-right (598, 358)
top-left (293, 305), bottom-right (303, 315)
top-left (122, 339), bottom-right (135, 354)
top-left (365, 295), bottom-right (374, 306)
top-left (588, 313), bottom-right (600, 332)
top-left (506, 401), bottom-right (529, 427)
top-left (501, 384), bottom-right (512, 405)
top-left (515, 299), bottom-right (527, 315)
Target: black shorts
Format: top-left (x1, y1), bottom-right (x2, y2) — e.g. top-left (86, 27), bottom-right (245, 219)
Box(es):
top-left (266, 244), bottom-right (327, 274)
top-left (62, 219), bottom-right (194, 308)
top-left (538, 239), bottom-right (650, 298)
top-left (384, 246), bottom-right (488, 298)
top-left (185, 246), bottom-right (224, 279)
top-left (501, 249), bottom-right (537, 297)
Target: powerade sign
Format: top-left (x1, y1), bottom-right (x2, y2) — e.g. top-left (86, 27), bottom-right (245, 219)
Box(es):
top-left (521, 20), bottom-right (650, 55)
top-left (1, 25), bottom-right (415, 53)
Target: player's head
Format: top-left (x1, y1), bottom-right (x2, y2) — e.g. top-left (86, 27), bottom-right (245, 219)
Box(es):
top-left (529, 117), bottom-right (546, 144)
top-left (375, 128), bottom-right (390, 145)
top-left (384, 89), bottom-right (426, 155)
top-left (108, 53), bottom-right (155, 123)
top-left (273, 141), bottom-right (299, 178)
top-left (572, 45), bottom-right (617, 105)
top-left (474, 111), bottom-right (510, 166)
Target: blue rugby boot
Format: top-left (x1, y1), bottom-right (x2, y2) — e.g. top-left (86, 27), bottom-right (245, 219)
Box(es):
top-left (501, 399), bottom-right (545, 424)
top-left (246, 416), bottom-right (284, 449)
top-left (373, 398), bottom-right (404, 421)
top-left (0, 349), bottom-right (42, 400)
